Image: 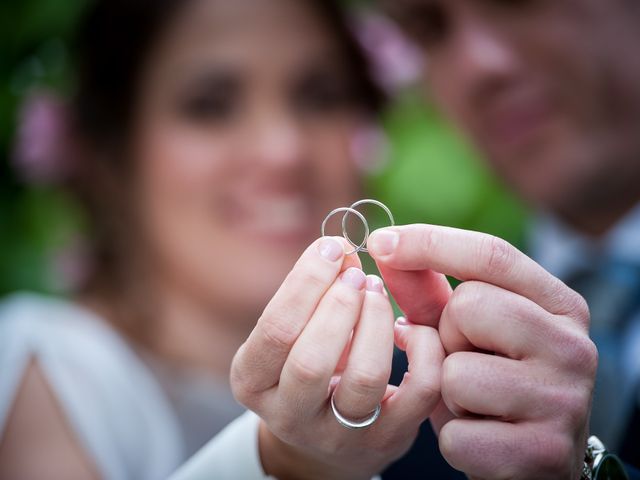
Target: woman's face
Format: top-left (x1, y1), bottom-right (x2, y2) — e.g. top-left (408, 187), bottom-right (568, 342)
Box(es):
top-left (130, 0), bottom-right (364, 319)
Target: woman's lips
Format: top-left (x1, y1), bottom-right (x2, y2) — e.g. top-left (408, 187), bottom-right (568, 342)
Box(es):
top-left (224, 197), bottom-right (316, 241)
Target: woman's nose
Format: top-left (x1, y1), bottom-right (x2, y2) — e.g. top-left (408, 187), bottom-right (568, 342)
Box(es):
top-left (249, 115), bottom-right (307, 169)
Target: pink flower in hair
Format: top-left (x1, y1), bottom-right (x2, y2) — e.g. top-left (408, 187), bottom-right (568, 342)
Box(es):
top-left (352, 10), bottom-right (424, 94)
top-left (49, 235), bottom-right (93, 292)
top-left (350, 122), bottom-right (391, 173)
top-left (12, 90), bottom-right (73, 184)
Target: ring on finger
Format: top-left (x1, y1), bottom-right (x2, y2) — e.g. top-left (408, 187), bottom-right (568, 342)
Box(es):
top-left (330, 391), bottom-right (381, 429)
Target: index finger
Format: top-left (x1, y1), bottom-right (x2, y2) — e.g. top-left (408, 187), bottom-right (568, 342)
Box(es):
top-left (376, 263), bottom-right (452, 328)
top-left (231, 237), bottom-right (361, 397)
top-left (368, 224), bottom-right (580, 318)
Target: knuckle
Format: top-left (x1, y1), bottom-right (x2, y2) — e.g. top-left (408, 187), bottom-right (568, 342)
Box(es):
top-left (287, 351), bottom-right (327, 386)
top-left (418, 226), bottom-right (437, 254)
top-left (230, 380), bottom-right (255, 409)
top-left (446, 282), bottom-right (483, 319)
top-left (326, 289), bottom-right (358, 314)
top-left (480, 235), bottom-right (517, 277)
top-left (555, 327), bottom-right (598, 375)
top-left (529, 433), bottom-right (574, 475)
top-left (412, 365), bottom-right (442, 407)
top-left (346, 367), bottom-right (388, 397)
top-left (549, 281), bottom-right (591, 322)
top-left (259, 313), bottom-right (300, 353)
top-left (229, 360), bottom-right (249, 401)
top-left (549, 386), bottom-right (591, 428)
top-left (567, 291), bottom-right (590, 325)
top-left (230, 346), bottom-right (259, 406)
top-left (576, 336), bottom-right (599, 377)
top-left (289, 267), bottom-right (329, 292)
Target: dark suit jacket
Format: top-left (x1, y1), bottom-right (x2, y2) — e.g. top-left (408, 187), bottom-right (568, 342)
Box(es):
top-left (382, 351), bottom-right (464, 479)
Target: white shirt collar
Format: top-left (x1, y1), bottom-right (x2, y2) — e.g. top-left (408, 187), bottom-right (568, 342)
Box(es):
top-left (529, 202), bottom-right (640, 279)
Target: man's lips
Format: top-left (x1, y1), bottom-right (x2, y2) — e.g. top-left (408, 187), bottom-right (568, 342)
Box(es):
top-left (476, 94), bottom-right (556, 150)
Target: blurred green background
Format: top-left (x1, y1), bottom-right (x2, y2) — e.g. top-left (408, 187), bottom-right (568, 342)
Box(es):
top-left (0, 0), bottom-right (528, 297)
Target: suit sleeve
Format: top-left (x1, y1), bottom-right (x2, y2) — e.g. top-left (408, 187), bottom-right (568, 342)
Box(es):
top-left (626, 464), bottom-right (640, 480)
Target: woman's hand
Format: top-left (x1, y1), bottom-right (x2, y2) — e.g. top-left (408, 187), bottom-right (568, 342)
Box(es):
top-left (230, 237), bottom-right (444, 480)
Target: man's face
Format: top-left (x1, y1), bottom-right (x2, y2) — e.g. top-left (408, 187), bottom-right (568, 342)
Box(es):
top-left (390, 0), bottom-right (640, 220)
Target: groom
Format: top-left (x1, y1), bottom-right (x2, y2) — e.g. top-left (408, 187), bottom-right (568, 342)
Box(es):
top-left (381, 0), bottom-right (640, 478)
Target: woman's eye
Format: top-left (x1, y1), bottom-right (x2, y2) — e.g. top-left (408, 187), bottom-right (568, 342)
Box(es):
top-left (179, 73), bottom-right (240, 123)
top-left (181, 93), bottom-right (235, 122)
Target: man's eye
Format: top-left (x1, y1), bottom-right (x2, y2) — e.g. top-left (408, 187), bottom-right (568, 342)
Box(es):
top-left (487, 0), bottom-right (538, 9)
top-left (398, 4), bottom-right (450, 47)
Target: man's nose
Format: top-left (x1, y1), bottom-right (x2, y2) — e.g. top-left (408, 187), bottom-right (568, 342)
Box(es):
top-left (452, 18), bottom-right (519, 83)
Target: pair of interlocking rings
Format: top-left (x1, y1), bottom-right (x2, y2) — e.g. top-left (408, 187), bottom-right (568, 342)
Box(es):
top-left (322, 199), bottom-right (394, 428)
top-left (321, 199), bottom-right (395, 255)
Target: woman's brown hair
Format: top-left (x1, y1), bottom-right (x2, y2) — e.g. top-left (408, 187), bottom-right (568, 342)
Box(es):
top-left (68, 0), bottom-right (384, 340)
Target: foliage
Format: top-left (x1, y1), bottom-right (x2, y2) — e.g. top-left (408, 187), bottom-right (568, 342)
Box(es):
top-left (0, 1), bottom-right (527, 296)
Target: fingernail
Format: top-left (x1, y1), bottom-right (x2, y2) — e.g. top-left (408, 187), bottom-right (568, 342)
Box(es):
top-left (340, 267), bottom-right (366, 290)
top-left (395, 316), bottom-right (410, 326)
top-left (368, 230), bottom-right (399, 257)
top-left (318, 237), bottom-right (343, 262)
top-left (366, 274), bottom-right (384, 294)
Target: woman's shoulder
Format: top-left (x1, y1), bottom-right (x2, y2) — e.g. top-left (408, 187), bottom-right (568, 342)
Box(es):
top-left (0, 292), bottom-right (185, 480)
top-left (0, 291), bottom-right (126, 352)
top-left (0, 292), bottom-right (147, 386)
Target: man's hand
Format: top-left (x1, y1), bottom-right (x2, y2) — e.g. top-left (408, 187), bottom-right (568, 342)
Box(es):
top-left (368, 224), bottom-right (597, 480)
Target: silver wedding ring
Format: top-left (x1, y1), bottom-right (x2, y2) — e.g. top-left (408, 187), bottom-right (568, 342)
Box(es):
top-left (321, 199), bottom-right (394, 255)
top-left (321, 207), bottom-right (369, 255)
top-left (342, 199), bottom-right (395, 254)
top-left (330, 391), bottom-right (381, 430)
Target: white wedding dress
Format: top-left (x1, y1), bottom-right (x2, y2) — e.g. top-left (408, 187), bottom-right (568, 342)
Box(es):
top-left (0, 292), bottom-right (261, 480)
